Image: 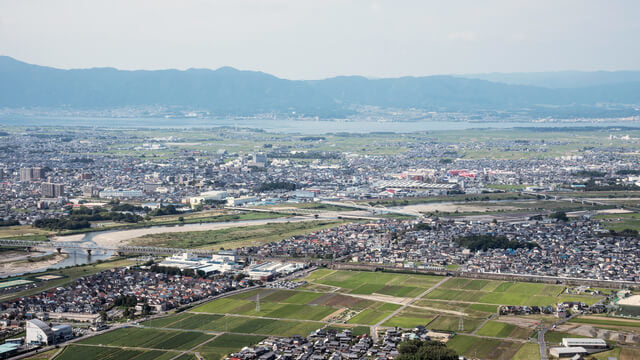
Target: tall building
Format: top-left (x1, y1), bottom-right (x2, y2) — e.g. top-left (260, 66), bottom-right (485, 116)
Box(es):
top-left (82, 185), bottom-right (100, 198)
top-left (20, 167), bottom-right (44, 182)
top-left (249, 153), bottom-right (268, 167)
top-left (41, 182), bottom-right (64, 198)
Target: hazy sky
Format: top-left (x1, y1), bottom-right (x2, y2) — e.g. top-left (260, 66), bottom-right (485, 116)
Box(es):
top-left (1, 0), bottom-right (639, 79)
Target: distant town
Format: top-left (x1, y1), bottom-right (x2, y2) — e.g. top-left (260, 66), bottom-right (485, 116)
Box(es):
top-left (1, 126), bottom-right (640, 360)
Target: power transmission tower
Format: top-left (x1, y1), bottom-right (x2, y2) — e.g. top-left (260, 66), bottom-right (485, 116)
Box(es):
top-left (458, 316), bottom-right (464, 332)
top-left (256, 293), bottom-right (261, 312)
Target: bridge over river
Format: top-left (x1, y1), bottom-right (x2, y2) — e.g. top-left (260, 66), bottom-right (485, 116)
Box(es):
top-left (0, 239), bottom-right (215, 256)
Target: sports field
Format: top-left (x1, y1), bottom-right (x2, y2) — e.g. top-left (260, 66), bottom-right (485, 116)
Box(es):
top-left (0, 278), bottom-right (33, 289)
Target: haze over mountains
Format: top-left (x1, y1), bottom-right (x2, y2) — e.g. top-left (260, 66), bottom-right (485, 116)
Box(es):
top-left (1, 56), bottom-right (640, 118)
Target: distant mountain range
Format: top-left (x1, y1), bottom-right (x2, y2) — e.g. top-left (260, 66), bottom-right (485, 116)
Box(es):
top-left (1, 56), bottom-right (640, 118)
top-left (460, 71), bottom-right (640, 89)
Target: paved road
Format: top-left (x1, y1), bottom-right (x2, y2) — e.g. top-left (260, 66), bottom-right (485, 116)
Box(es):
top-left (538, 312), bottom-right (581, 360)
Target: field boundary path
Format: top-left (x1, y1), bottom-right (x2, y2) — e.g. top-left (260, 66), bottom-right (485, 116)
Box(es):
top-left (471, 314), bottom-right (495, 335)
top-left (169, 333), bottom-right (221, 360)
top-left (371, 276), bottom-right (451, 341)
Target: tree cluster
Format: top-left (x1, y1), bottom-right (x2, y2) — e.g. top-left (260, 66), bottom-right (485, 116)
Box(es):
top-left (148, 205), bottom-right (179, 217)
top-left (258, 181), bottom-right (297, 192)
top-left (396, 340), bottom-right (458, 360)
top-left (0, 219), bottom-right (19, 227)
top-left (454, 234), bottom-right (538, 251)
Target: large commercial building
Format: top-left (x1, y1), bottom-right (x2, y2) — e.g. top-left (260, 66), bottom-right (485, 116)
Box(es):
top-left (98, 189), bottom-right (144, 198)
top-left (41, 182), bottom-right (64, 198)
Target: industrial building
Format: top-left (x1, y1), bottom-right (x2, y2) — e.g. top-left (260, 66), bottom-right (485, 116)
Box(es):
top-left (549, 346), bottom-right (587, 358)
top-left (159, 251), bottom-right (241, 274)
top-left (25, 319), bottom-right (73, 346)
top-left (549, 338), bottom-right (608, 358)
top-left (189, 190), bottom-right (228, 208)
top-left (244, 262), bottom-right (305, 281)
top-left (98, 189), bottom-right (144, 198)
top-left (561, 338), bottom-right (608, 352)
top-left (25, 319), bottom-right (54, 345)
top-left (0, 343), bottom-right (20, 358)
top-left (227, 196), bottom-right (258, 207)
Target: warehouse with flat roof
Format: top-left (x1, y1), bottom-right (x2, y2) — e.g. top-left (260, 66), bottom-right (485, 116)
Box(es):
top-left (562, 338), bottom-right (607, 351)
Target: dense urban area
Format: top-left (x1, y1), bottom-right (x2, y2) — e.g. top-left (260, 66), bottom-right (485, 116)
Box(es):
top-left (1, 125), bottom-right (640, 360)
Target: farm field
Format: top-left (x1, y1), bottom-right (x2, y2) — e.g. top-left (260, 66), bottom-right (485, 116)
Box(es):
top-left (77, 327), bottom-right (213, 350)
top-left (195, 334), bottom-right (264, 360)
top-left (475, 320), bottom-right (533, 339)
top-left (569, 316), bottom-right (640, 329)
top-left (378, 306), bottom-right (438, 329)
top-left (511, 343), bottom-right (541, 360)
top-left (142, 313), bottom-right (324, 337)
top-left (423, 277), bottom-right (601, 306)
top-left (427, 315), bottom-right (485, 333)
top-left (62, 269), bottom-right (618, 360)
top-left (192, 287), bottom-right (400, 323)
top-left (306, 269), bottom-right (442, 297)
top-left (446, 334), bottom-right (522, 360)
top-left (55, 344), bottom-right (177, 360)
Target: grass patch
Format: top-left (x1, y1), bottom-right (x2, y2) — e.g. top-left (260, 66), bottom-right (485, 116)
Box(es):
top-left (512, 343), bottom-right (541, 360)
top-left (130, 220), bottom-right (344, 250)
